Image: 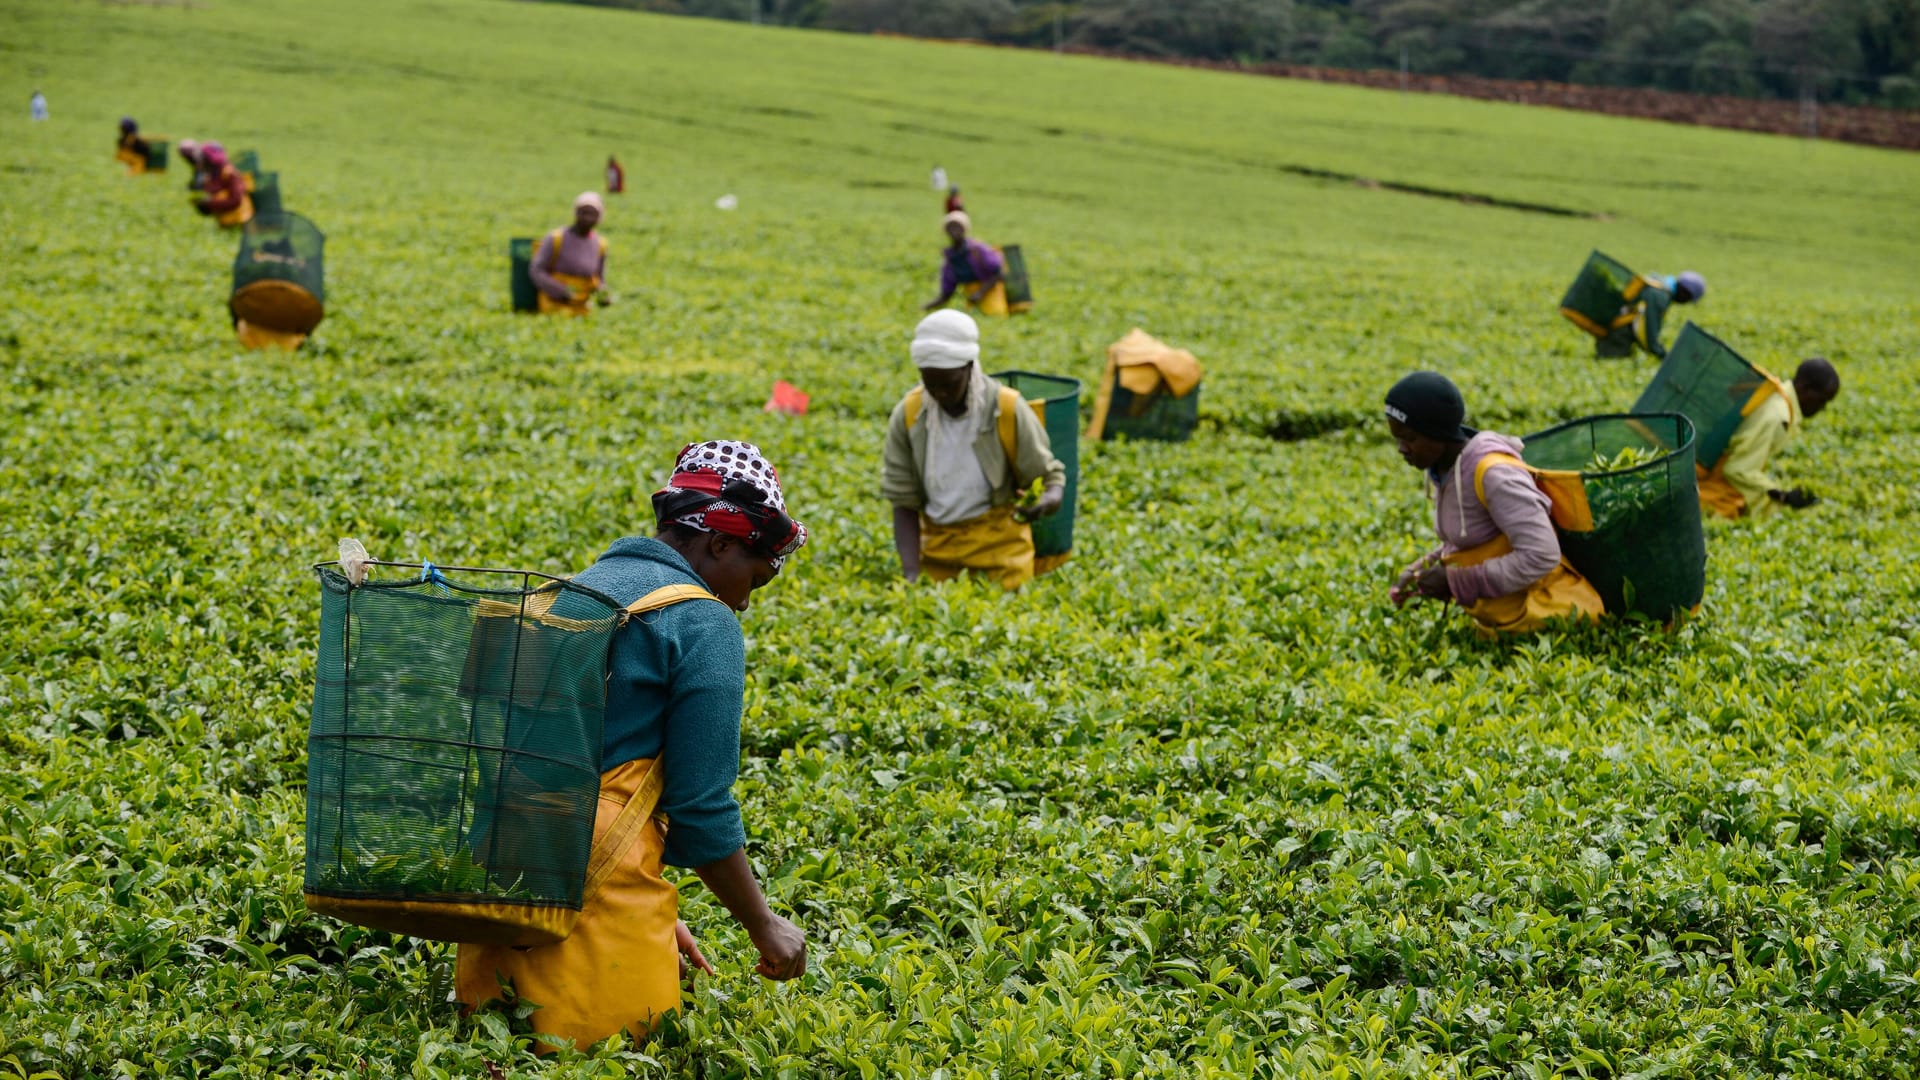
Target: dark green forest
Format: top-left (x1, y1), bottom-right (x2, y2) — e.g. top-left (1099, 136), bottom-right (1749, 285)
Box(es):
top-left (544, 0), bottom-right (1920, 106)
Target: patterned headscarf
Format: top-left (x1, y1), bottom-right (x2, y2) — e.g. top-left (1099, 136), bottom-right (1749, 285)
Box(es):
top-left (652, 441), bottom-right (807, 567)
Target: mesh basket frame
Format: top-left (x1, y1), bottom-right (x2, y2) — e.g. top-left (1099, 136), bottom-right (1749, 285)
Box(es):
top-left (1559, 250), bottom-right (1636, 336)
top-left (1101, 377), bottom-right (1201, 443)
top-left (1631, 323), bottom-right (1772, 469)
top-left (509, 238), bottom-right (539, 312)
top-left (305, 562), bottom-right (622, 914)
top-left (1521, 412), bottom-right (1705, 620)
top-left (990, 370), bottom-right (1081, 559)
top-left (1001, 245), bottom-right (1033, 308)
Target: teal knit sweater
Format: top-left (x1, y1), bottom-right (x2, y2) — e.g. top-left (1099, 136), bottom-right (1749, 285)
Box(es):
top-left (574, 536), bottom-right (746, 869)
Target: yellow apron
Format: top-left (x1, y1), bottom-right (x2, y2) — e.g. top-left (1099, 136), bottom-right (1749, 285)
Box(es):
top-left (921, 508), bottom-right (1035, 590)
top-left (116, 147), bottom-right (148, 175)
top-left (236, 319), bottom-right (306, 351)
top-left (538, 272), bottom-right (598, 316)
top-left (211, 173), bottom-right (255, 228)
top-left (1695, 465), bottom-right (1746, 520)
top-left (1445, 533), bottom-right (1604, 637)
top-left (967, 277), bottom-right (1011, 318)
top-left (456, 755), bottom-right (680, 1053)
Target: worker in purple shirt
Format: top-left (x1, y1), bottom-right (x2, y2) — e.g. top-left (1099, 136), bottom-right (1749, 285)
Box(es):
top-left (923, 211), bottom-right (1010, 316)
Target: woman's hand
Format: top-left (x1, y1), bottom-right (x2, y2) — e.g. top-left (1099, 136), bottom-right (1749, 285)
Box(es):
top-left (1415, 563), bottom-right (1452, 601)
top-left (747, 912), bottom-right (807, 981)
top-left (675, 920), bottom-right (715, 981)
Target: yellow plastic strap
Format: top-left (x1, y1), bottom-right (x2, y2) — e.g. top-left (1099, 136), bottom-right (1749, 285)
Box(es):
top-left (904, 385), bottom-right (1024, 476)
top-left (1473, 452), bottom-right (1526, 506)
top-left (1474, 451), bottom-right (1594, 533)
top-left (904, 386), bottom-right (923, 429)
top-left (582, 583), bottom-right (721, 904)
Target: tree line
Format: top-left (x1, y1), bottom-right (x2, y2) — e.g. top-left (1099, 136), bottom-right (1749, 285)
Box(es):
top-left (542, 0), bottom-right (1920, 107)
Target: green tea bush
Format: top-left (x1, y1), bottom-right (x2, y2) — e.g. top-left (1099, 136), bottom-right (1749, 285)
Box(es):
top-left (1, 1), bottom-right (1917, 1077)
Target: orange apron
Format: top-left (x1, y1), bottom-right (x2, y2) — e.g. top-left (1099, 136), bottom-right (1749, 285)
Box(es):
top-left (1695, 465), bottom-right (1746, 520)
top-left (1445, 534), bottom-right (1604, 637)
top-left (455, 756), bottom-right (680, 1053)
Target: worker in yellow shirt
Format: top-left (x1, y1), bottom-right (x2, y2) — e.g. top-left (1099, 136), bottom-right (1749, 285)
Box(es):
top-left (1698, 358), bottom-right (1840, 518)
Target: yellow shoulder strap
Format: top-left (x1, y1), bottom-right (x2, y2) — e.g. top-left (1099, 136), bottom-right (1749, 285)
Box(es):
top-left (904, 386), bottom-right (923, 429)
top-left (996, 386), bottom-right (1023, 466)
top-left (1742, 367), bottom-right (1792, 418)
top-left (596, 233), bottom-right (608, 256)
top-left (1472, 452), bottom-right (1528, 507)
top-left (548, 227), bottom-right (567, 263)
top-left (622, 582), bottom-right (721, 618)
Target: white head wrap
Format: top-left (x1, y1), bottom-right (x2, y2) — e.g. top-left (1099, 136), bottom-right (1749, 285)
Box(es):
top-left (911, 310), bottom-right (979, 370)
top-left (574, 191), bottom-right (605, 215)
top-left (943, 209), bottom-right (970, 232)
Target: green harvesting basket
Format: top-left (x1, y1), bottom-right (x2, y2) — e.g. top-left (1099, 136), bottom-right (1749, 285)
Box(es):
top-left (144, 140), bottom-right (170, 171)
top-left (234, 149), bottom-right (261, 182)
top-left (991, 370), bottom-right (1081, 563)
top-left (1002, 245), bottom-right (1033, 310)
top-left (1521, 413), bottom-right (1705, 621)
top-left (252, 171), bottom-right (283, 217)
top-left (1558, 250), bottom-right (1636, 338)
top-left (231, 212), bottom-right (325, 333)
top-left (306, 563), bottom-right (621, 936)
top-left (1631, 323), bottom-right (1775, 470)
top-left (509, 237), bottom-right (539, 312)
top-left (1101, 375), bottom-right (1200, 443)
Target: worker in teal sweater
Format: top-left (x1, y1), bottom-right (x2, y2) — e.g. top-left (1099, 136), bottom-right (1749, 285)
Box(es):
top-left (457, 440), bottom-right (810, 1052)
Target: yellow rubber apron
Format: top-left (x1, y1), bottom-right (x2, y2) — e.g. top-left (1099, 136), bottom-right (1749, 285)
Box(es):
top-left (236, 319), bottom-right (306, 351)
top-left (455, 755), bottom-right (680, 1053)
top-left (1445, 534), bottom-right (1604, 637)
top-left (967, 277), bottom-right (1011, 318)
top-left (210, 167), bottom-right (254, 227)
top-left (1694, 465), bottom-right (1746, 520)
top-left (921, 508), bottom-right (1035, 590)
top-left (116, 147), bottom-right (148, 175)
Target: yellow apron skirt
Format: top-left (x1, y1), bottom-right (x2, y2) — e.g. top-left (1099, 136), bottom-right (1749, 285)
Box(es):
top-left (538, 272), bottom-right (598, 317)
top-left (116, 148), bottom-right (148, 176)
top-left (236, 319), bottom-right (307, 351)
top-left (215, 191), bottom-right (255, 228)
top-left (966, 278), bottom-right (1011, 318)
top-left (456, 756), bottom-right (680, 1053)
top-left (1445, 534), bottom-right (1604, 637)
top-left (922, 508), bottom-right (1034, 590)
top-left (1694, 464), bottom-right (1745, 520)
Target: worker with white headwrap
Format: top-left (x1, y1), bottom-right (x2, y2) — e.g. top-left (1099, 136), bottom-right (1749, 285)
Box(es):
top-left (882, 311), bottom-right (1066, 589)
top-left (923, 210), bottom-right (1010, 317)
top-left (530, 192), bottom-right (610, 316)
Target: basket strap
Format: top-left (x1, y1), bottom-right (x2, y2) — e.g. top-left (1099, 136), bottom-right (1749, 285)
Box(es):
top-left (583, 583), bottom-right (722, 904)
top-left (581, 758), bottom-right (666, 905)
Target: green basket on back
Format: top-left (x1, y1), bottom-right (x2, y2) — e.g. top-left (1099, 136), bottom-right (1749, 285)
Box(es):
top-left (992, 371), bottom-right (1080, 565)
top-left (305, 563), bottom-right (620, 945)
top-left (234, 149), bottom-right (261, 183)
top-left (1001, 245), bottom-right (1033, 311)
top-left (1103, 377), bottom-right (1200, 442)
top-left (231, 212), bottom-right (325, 333)
top-left (144, 140), bottom-right (170, 171)
top-left (1631, 323), bottom-right (1778, 471)
top-left (1520, 413), bottom-right (1704, 621)
top-left (251, 171), bottom-right (283, 217)
top-left (1558, 250), bottom-right (1636, 338)
top-left (509, 237), bottom-right (539, 312)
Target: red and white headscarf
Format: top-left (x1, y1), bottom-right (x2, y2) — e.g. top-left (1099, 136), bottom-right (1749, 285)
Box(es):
top-left (652, 441), bottom-right (807, 567)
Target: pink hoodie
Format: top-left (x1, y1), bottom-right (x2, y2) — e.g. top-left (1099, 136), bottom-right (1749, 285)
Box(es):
top-left (1426, 431), bottom-right (1564, 605)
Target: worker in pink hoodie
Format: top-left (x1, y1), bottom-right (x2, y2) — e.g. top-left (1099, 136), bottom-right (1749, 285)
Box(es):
top-left (1385, 372), bottom-right (1603, 636)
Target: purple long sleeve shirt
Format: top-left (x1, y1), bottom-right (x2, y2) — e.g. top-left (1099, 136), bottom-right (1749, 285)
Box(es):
top-left (1427, 432), bottom-right (1564, 605)
top-left (935, 239), bottom-right (1003, 303)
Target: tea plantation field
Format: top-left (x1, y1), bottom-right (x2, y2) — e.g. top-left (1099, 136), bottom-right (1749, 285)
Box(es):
top-left (4, 0), bottom-right (1920, 1076)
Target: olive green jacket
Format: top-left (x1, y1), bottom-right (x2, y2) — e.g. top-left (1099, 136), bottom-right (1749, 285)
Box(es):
top-left (881, 374), bottom-right (1066, 513)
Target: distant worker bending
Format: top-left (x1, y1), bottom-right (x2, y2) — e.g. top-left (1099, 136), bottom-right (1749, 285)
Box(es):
top-left (1698, 358), bottom-right (1839, 519)
top-left (1598, 270), bottom-right (1705, 359)
top-left (884, 311), bottom-right (1064, 590)
top-left (193, 143), bottom-right (253, 227)
top-left (1385, 372), bottom-right (1603, 635)
top-left (923, 211), bottom-right (1010, 317)
top-left (115, 117), bottom-right (151, 175)
top-left (531, 192), bottom-right (610, 316)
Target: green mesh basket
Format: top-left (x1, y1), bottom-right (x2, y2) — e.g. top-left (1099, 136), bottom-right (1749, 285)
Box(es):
top-left (233, 149), bottom-right (260, 182)
top-left (509, 237), bottom-right (539, 312)
top-left (1630, 324), bottom-right (1766, 469)
top-left (1521, 413), bottom-right (1705, 621)
top-left (306, 563), bottom-right (620, 917)
top-left (1101, 374), bottom-right (1200, 443)
top-left (991, 371), bottom-right (1080, 560)
top-left (1002, 245), bottom-right (1033, 309)
top-left (252, 171), bottom-right (283, 217)
top-left (231, 212), bottom-right (325, 333)
top-left (144, 140), bottom-right (170, 171)
top-left (1559, 250), bottom-right (1636, 337)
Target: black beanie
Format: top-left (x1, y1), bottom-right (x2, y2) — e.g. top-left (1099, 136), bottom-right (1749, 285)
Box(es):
top-left (1384, 372), bottom-right (1471, 442)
